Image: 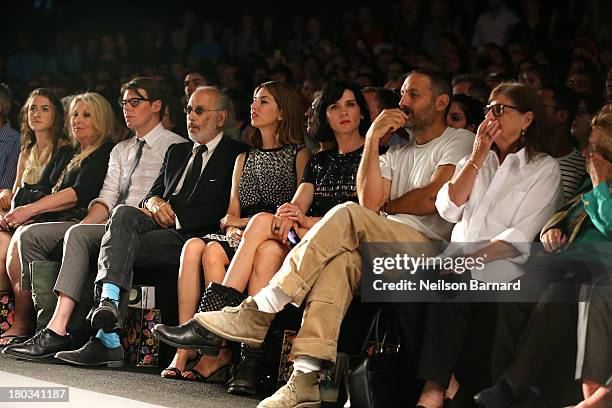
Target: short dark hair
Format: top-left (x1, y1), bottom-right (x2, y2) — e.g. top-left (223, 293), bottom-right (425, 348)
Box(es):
top-left (490, 82), bottom-right (550, 162)
top-left (185, 65), bottom-right (218, 87)
top-left (408, 69), bottom-right (452, 99)
top-left (312, 81), bottom-right (371, 143)
top-left (541, 85), bottom-right (580, 123)
top-left (119, 77), bottom-right (165, 121)
top-left (407, 69), bottom-right (452, 115)
top-left (361, 87), bottom-right (399, 110)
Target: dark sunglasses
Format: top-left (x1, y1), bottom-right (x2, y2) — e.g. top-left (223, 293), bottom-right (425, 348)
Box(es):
top-left (484, 103), bottom-right (522, 117)
top-left (183, 106), bottom-right (224, 116)
top-left (118, 97), bottom-right (151, 108)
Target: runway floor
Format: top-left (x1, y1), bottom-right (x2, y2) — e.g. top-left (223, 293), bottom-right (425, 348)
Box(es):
top-left (0, 353), bottom-right (260, 407)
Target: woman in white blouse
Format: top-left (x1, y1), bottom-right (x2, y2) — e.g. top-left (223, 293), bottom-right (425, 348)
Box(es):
top-left (412, 83), bottom-right (563, 408)
top-left (436, 82), bottom-right (563, 282)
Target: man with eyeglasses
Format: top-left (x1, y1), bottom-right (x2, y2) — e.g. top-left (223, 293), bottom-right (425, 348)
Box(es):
top-left (3, 77), bottom-right (185, 362)
top-left (51, 86), bottom-right (247, 367)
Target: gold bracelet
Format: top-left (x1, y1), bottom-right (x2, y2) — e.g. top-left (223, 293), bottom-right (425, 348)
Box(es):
top-left (467, 159), bottom-right (479, 173)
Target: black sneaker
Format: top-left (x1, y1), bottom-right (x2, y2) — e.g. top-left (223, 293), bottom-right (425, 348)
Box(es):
top-left (54, 337), bottom-right (123, 367)
top-left (90, 298), bottom-right (120, 332)
top-left (3, 329), bottom-right (74, 360)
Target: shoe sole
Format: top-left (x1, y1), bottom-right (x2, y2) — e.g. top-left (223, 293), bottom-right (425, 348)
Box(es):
top-left (2, 349), bottom-right (58, 361)
top-left (196, 322), bottom-right (264, 348)
top-left (54, 354), bottom-right (123, 368)
top-left (198, 321), bottom-right (265, 348)
top-left (150, 327), bottom-right (222, 356)
top-left (90, 309), bottom-right (118, 332)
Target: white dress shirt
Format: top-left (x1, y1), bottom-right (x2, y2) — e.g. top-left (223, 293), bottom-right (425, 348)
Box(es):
top-left (90, 122), bottom-right (185, 211)
top-left (436, 148), bottom-right (563, 282)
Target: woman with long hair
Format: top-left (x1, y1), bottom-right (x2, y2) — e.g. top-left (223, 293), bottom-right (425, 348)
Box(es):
top-left (0, 89), bottom-right (69, 291)
top-left (0, 92), bottom-right (115, 345)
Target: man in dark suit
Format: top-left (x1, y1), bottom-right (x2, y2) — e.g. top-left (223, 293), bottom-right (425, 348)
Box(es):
top-left (54, 86), bottom-right (248, 367)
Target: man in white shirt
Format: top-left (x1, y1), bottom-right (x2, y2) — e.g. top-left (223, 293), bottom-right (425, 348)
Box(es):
top-left (153, 69), bottom-right (474, 407)
top-left (4, 77), bottom-right (184, 361)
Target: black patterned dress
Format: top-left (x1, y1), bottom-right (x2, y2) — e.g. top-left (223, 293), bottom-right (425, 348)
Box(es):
top-left (302, 146), bottom-right (363, 217)
top-left (201, 144), bottom-right (303, 258)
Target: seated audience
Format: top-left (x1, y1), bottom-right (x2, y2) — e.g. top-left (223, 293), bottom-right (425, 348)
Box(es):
top-left (161, 80), bottom-right (309, 381)
top-left (0, 92), bottom-right (115, 346)
top-left (51, 86), bottom-right (248, 368)
top-left (153, 69), bottom-right (475, 408)
top-left (474, 109), bottom-right (612, 407)
top-left (2, 77), bottom-right (184, 360)
top-left (157, 81), bottom-right (370, 393)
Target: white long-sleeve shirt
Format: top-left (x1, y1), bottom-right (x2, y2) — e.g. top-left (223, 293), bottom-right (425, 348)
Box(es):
top-left (436, 148), bottom-right (563, 282)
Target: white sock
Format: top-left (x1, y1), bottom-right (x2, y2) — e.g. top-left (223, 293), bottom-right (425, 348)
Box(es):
top-left (253, 284), bottom-right (291, 313)
top-left (293, 356), bottom-right (322, 373)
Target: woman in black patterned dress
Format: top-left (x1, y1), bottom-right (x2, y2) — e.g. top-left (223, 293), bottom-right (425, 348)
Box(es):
top-left (161, 81), bottom-right (310, 380)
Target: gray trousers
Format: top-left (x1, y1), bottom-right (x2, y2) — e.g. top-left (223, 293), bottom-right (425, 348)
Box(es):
top-left (19, 222), bottom-right (105, 301)
top-left (96, 205), bottom-right (189, 320)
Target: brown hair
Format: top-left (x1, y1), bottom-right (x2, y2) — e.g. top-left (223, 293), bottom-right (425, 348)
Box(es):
top-left (19, 88), bottom-right (69, 151)
top-left (489, 82), bottom-right (550, 162)
top-left (243, 81), bottom-right (305, 148)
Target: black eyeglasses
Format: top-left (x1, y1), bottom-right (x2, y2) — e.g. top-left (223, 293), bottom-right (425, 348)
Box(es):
top-left (118, 98), bottom-right (151, 108)
top-left (183, 106), bottom-right (224, 116)
top-left (484, 103), bottom-right (522, 117)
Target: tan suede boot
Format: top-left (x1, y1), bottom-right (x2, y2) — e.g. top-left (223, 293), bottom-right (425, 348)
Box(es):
top-left (193, 297), bottom-right (275, 347)
top-left (257, 370), bottom-right (321, 408)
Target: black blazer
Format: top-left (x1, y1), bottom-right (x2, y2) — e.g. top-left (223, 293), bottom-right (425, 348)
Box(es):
top-left (142, 135), bottom-right (248, 234)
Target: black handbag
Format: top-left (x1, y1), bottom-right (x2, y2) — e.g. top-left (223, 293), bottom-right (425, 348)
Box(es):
top-left (345, 307), bottom-right (414, 408)
top-left (10, 183), bottom-right (87, 225)
top-left (11, 183), bottom-right (49, 208)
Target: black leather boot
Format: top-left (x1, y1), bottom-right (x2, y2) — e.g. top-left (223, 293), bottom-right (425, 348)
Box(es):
top-left (227, 342), bottom-right (268, 395)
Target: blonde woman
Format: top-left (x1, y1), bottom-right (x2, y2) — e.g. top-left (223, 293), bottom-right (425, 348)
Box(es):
top-left (0, 89), bottom-right (69, 291)
top-left (0, 92), bottom-right (115, 346)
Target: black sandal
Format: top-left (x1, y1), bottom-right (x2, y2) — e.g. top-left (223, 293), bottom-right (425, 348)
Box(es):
top-left (160, 367), bottom-right (184, 380)
top-left (183, 364), bottom-right (229, 383)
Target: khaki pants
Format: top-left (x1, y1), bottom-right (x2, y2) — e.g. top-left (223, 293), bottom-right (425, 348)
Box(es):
top-left (271, 202), bottom-right (433, 364)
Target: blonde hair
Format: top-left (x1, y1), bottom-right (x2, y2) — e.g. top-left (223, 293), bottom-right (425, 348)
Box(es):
top-left (66, 92), bottom-right (116, 170)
